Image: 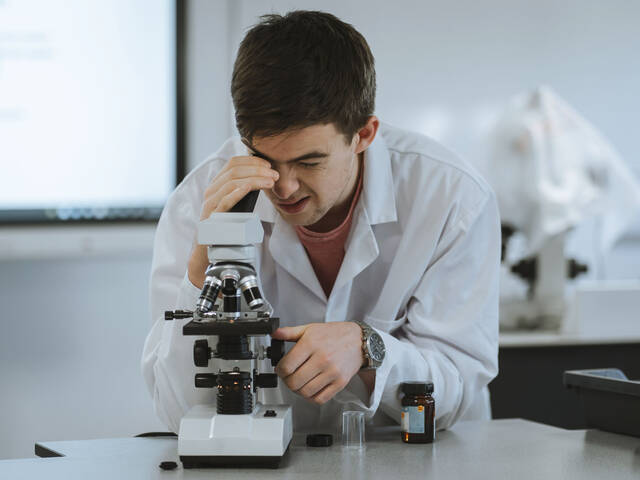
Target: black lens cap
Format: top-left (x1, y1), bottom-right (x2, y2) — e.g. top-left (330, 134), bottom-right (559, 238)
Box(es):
top-left (306, 433), bottom-right (333, 447)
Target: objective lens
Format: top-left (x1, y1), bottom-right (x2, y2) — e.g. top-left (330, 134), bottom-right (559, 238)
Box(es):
top-left (220, 269), bottom-right (240, 295)
top-left (239, 275), bottom-right (265, 310)
top-left (197, 274), bottom-right (222, 313)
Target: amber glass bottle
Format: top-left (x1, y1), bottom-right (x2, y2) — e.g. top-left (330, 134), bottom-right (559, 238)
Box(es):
top-left (400, 381), bottom-right (435, 443)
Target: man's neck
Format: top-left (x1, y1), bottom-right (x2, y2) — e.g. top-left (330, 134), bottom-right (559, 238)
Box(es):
top-left (306, 153), bottom-right (362, 233)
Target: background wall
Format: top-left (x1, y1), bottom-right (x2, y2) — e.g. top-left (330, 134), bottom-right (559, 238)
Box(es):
top-left (0, 0), bottom-right (229, 460)
top-left (1, 0), bottom-right (639, 460)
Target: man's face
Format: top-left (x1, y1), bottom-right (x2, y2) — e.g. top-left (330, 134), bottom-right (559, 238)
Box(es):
top-left (248, 123), bottom-right (360, 230)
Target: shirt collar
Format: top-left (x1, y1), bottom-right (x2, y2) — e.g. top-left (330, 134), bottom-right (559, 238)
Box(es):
top-left (253, 126), bottom-right (397, 226)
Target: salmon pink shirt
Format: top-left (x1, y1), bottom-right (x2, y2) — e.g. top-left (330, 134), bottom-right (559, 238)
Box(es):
top-left (295, 165), bottom-right (364, 298)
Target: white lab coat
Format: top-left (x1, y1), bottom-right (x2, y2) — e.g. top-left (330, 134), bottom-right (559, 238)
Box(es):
top-left (141, 122), bottom-right (500, 434)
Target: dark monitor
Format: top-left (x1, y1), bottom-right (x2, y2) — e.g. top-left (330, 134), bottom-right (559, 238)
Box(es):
top-left (0, 0), bottom-right (185, 224)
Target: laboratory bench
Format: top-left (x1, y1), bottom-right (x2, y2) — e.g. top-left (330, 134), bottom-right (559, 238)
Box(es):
top-left (491, 330), bottom-right (640, 429)
top-left (0, 419), bottom-right (637, 479)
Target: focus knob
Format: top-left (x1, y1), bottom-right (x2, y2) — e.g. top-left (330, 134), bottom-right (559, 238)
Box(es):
top-left (266, 339), bottom-right (285, 367)
top-left (193, 339), bottom-right (211, 367)
top-left (568, 258), bottom-right (589, 279)
top-left (255, 373), bottom-right (278, 389)
top-left (194, 373), bottom-right (217, 388)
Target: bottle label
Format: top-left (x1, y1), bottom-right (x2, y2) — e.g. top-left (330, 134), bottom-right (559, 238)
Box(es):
top-left (401, 406), bottom-right (425, 434)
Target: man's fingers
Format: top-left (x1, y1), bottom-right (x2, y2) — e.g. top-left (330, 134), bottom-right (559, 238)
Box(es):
top-left (204, 166), bottom-right (277, 197)
top-left (228, 155), bottom-right (273, 170)
top-left (200, 181), bottom-right (237, 217)
top-left (213, 185), bottom-right (252, 213)
top-left (311, 381), bottom-right (345, 405)
top-left (208, 177), bottom-right (273, 211)
top-left (272, 325), bottom-right (308, 342)
top-left (202, 174), bottom-right (275, 218)
top-left (198, 154), bottom-right (279, 218)
top-left (224, 165), bottom-right (279, 182)
top-left (275, 330), bottom-right (315, 378)
top-left (283, 361), bottom-right (323, 392)
top-left (297, 371), bottom-right (335, 399)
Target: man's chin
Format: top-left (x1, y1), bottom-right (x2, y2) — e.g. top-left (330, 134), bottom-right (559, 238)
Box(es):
top-left (280, 207), bottom-right (325, 227)
top-left (283, 212), bottom-right (319, 226)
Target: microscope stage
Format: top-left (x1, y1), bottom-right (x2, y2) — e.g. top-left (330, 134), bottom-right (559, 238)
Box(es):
top-left (178, 403), bottom-right (293, 468)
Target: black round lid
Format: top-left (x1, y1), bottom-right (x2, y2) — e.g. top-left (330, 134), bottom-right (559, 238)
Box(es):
top-left (306, 433), bottom-right (333, 447)
top-left (159, 461), bottom-right (177, 470)
top-left (401, 381), bottom-right (434, 395)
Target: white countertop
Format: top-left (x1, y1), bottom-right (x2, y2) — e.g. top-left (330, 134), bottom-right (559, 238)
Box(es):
top-left (3, 419), bottom-right (636, 479)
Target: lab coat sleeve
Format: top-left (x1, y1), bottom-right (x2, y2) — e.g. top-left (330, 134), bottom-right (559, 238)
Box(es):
top-left (337, 191), bottom-right (500, 429)
top-left (140, 169), bottom-right (217, 434)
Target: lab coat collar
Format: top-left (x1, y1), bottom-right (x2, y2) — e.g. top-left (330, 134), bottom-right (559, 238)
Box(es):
top-left (257, 129), bottom-right (396, 303)
top-left (268, 214), bottom-right (327, 301)
top-left (253, 126), bottom-right (398, 226)
top-left (360, 128), bottom-right (398, 225)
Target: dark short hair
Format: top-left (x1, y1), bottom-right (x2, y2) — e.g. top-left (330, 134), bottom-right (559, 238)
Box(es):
top-left (231, 10), bottom-right (376, 144)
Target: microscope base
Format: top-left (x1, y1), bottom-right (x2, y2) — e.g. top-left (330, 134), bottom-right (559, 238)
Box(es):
top-left (178, 403), bottom-right (293, 469)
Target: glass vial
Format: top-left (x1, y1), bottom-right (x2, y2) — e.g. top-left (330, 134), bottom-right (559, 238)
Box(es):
top-left (400, 381), bottom-right (435, 443)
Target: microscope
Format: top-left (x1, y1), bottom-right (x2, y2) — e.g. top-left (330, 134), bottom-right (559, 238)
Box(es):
top-left (500, 224), bottom-right (588, 330)
top-left (164, 191), bottom-right (293, 468)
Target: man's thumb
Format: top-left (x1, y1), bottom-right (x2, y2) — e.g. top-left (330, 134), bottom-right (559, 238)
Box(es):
top-left (271, 324), bottom-right (308, 342)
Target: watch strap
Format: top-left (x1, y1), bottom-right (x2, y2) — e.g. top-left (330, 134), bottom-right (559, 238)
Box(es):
top-left (355, 320), bottom-right (381, 369)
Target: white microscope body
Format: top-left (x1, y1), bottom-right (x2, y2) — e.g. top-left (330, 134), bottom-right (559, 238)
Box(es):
top-left (500, 229), bottom-right (588, 330)
top-left (165, 209), bottom-right (292, 468)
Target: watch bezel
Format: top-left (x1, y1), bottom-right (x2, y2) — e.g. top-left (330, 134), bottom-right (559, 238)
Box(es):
top-left (356, 320), bottom-right (385, 368)
top-left (366, 332), bottom-right (386, 363)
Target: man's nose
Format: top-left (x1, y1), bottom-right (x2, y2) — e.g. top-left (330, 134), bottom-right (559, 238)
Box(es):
top-left (272, 169), bottom-right (299, 200)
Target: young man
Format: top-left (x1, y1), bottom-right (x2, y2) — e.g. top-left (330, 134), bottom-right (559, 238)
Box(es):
top-left (141, 11), bottom-right (500, 434)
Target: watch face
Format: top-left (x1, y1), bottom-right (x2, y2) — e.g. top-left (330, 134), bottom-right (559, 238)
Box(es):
top-left (368, 333), bottom-right (386, 362)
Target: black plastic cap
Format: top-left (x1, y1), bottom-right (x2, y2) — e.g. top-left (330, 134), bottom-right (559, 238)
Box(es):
top-left (159, 461), bottom-right (177, 470)
top-left (401, 381), bottom-right (434, 395)
top-left (306, 433), bottom-right (333, 447)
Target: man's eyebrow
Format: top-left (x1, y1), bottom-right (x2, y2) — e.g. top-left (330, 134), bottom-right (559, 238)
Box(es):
top-left (245, 143), bottom-right (329, 164)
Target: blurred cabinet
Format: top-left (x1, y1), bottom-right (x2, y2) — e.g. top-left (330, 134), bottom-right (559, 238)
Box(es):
top-left (489, 338), bottom-right (640, 429)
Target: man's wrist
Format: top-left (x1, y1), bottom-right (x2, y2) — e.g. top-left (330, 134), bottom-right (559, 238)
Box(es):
top-left (352, 322), bottom-right (367, 368)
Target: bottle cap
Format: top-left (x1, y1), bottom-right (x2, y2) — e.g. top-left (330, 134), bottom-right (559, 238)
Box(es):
top-left (306, 433), bottom-right (333, 447)
top-left (401, 381), bottom-right (434, 395)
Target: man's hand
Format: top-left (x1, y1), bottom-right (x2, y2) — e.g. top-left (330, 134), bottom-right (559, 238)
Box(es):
top-left (188, 155), bottom-right (279, 288)
top-left (271, 322), bottom-right (365, 405)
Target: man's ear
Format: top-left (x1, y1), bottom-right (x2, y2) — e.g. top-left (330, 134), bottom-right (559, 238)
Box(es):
top-left (354, 116), bottom-right (380, 155)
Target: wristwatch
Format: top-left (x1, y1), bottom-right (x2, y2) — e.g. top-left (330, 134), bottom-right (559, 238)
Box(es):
top-left (355, 320), bottom-right (386, 369)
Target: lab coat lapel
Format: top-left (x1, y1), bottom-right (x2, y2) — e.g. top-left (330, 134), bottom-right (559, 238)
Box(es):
top-left (332, 127), bottom-right (397, 291)
top-left (333, 202), bottom-right (379, 292)
top-left (268, 214), bottom-right (327, 302)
